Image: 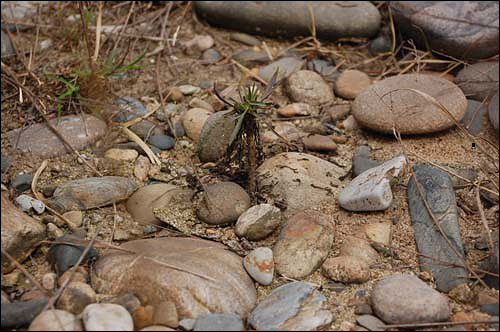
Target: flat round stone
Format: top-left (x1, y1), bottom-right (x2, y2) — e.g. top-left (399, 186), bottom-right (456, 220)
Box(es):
top-left (352, 74), bottom-right (467, 134)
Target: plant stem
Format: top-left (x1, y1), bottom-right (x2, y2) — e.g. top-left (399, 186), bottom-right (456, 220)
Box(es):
top-left (246, 116), bottom-right (257, 200)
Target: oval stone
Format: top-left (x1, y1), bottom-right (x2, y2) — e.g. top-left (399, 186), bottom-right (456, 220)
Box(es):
top-left (352, 74), bottom-right (467, 134)
top-left (198, 111), bottom-right (237, 163)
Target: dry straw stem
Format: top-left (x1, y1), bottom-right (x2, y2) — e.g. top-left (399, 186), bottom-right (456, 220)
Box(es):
top-left (476, 185), bottom-right (496, 256)
top-left (121, 126), bottom-right (161, 166)
top-left (231, 59), bottom-right (268, 85)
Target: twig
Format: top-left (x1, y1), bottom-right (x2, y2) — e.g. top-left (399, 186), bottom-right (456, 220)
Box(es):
top-left (121, 126), bottom-right (161, 166)
top-left (231, 59), bottom-right (268, 85)
top-left (92, 1), bottom-right (103, 62)
top-left (476, 185), bottom-right (495, 255)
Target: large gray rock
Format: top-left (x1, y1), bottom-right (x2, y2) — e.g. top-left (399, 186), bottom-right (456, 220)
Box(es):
top-left (454, 62), bottom-right (499, 102)
top-left (407, 165), bottom-right (468, 292)
top-left (91, 237), bottom-right (257, 320)
top-left (390, 1), bottom-right (499, 59)
top-left (195, 2), bottom-right (381, 40)
top-left (3, 114), bottom-right (107, 159)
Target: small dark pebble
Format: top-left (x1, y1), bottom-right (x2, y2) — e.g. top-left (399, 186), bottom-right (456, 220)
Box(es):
top-left (42, 185), bottom-right (58, 197)
top-left (369, 35), bottom-right (392, 55)
top-left (174, 121), bottom-right (185, 138)
top-left (355, 303), bottom-right (373, 315)
top-left (355, 289), bottom-right (366, 298)
top-left (114, 96), bottom-right (148, 122)
top-left (10, 174), bottom-right (34, 193)
top-left (47, 233), bottom-right (99, 276)
top-left (143, 225), bottom-right (158, 235)
top-left (1, 156), bottom-right (10, 173)
top-left (1, 298), bottom-right (48, 329)
top-left (480, 303), bottom-right (499, 316)
top-left (202, 49), bottom-right (222, 63)
top-left (148, 134), bottom-right (175, 150)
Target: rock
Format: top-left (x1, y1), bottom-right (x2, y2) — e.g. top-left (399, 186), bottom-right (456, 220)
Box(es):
top-left (188, 98), bottom-right (214, 112)
top-left (261, 122), bottom-right (305, 144)
top-left (28, 309), bottom-right (83, 331)
top-left (62, 211), bottom-right (84, 228)
top-left (1, 30), bottom-right (15, 57)
top-left (355, 304), bottom-right (373, 315)
top-left (1, 156), bottom-right (10, 173)
top-left (321, 256), bottom-right (370, 283)
top-left (58, 267), bottom-right (89, 286)
top-left (57, 282), bottom-right (96, 315)
top-left (341, 115), bottom-right (360, 131)
top-left (197, 110), bottom-right (237, 162)
top-left (42, 273), bottom-right (57, 291)
top-left (372, 274), bottom-right (451, 324)
top-left (182, 108), bottom-right (212, 142)
top-left (303, 134), bottom-right (337, 152)
top-left (369, 35), bottom-right (392, 55)
top-left (235, 204), bottom-right (281, 241)
top-left (130, 120), bottom-right (164, 139)
top-left (2, 299), bottom-right (49, 330)
top-left (127, 184), bottom-right (194, 225)
top-left (196, 182), bottom-right (251, 225)
top-left (167, 87), bottom-right (184, 102)
top-left (104, 148), bottom-right (138, 161)
top-left (193, 313), bottom-right (243, 331)
top-left (339, 155), bottom-right (406, 211)
top-left (91, 238), bottom-right (257, 320)
top-left (82, 303), bottom-right (134, 331)
top-left (232, 49), bottom-right (269, 65)
top-left (480, 303), bottom-right (499, 317)
top-left (133, 305), bottom-right (155, 330)
top-left (335, 70), bottom-right (372, 99)
top-left (273, 210), bottom-right (333, 279)
top-left (10, 174), bottom-right (34, 192)
top-left (201, 49), bottom-right (222, 63)
top-left (1, 192), bottom-right (46, 273)
top-left (139, 325), bottom-right (175, 331)
top-left (454, 62), bottom-right (499, 101)
top-left (47, 223), bottom-right (64, 239)
top-left (481, 230), bottom-right (499, 289)
top-left (148, 134), bottom-right (175, 150)
top-left (460, 99), bottom-right (488, 136)
top-left (352, 145), bottom-right (381, 177)
top-left (408, 165), bottom-right (468, 292)
top-left (243, 247), bottom-right (274, 286)
top-left (109, 293), bottom-right (141, 315)
top-left (195, 2), bottom-right (381, 40)
top-left (339, 236), bottom-right (379, 267)
top-left (47, 233), bottom-right (98, 276)
top-left (258, 57), bottom-right (305, 82)
top-left (229, 32), bottom-right (261, 46)
top-left (1, 291), bottom-right (9, 304)
top-left (134, 156), bottom-right (151, 182)
top-left (362, 222), bottom-right (392, 253)
top-left (179, 318), bottom-right (196, 331)
top-left (277, 103), bottom-right (312, 117)
top-left (256, 152), bottom-right (343, 216)
top-left (306, 59), bottom-right (338, 80)
top-left (356, 314), bottom-right (386, 331)
top-left (15, 194), bottom-right (45, 214)
top-left (286, 70), bottom-right (334, 106)
top-left (179, 85), bottom-right (201, 96)
top-left (248, 281), bottom-right (333, 330)
top-left (353, 74), bottom-right (467, 134)
top-left (488, 90), bottom-right (499, 131)
top-left (152, 301), bottom-right (178, 328)
top-left (2, 1), bottom-right (49, 26)
top-left (114, 96), bottom-right (148, 122)
top-left (325, 104), bottom-right (351, 121)
top-left (390, 2), bottom-right (499, 59)
top-left (48, 176), bottom-right (138, 213)
top-left (185, 35), bottom-right (214, 52)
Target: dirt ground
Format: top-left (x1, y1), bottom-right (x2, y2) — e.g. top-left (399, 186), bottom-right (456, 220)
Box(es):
top-left (1, 2), bottom-right (499, 330)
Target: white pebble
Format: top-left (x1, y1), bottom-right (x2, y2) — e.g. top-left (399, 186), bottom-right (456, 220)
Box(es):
top-left (83, 303), bottom-right (134, 331)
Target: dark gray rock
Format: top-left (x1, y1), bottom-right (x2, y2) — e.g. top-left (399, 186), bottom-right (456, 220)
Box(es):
top-left (454, 62), bottom-right (499, 102)
top-left (10, 174), bottom-right (33, 193)
top-left (369, 35), bottom-right (392, 55)
top-left (1, 156), bottom-right (10, 173)
top-left (130, 120), bottom-right (164, 140)
top-left (195, 2), bottom-right (381, 40)
top-left (1, 30), bottom-right (14, 57)
top-left (248, 281), bottom-right (333, 330)
top-left (460, 99), bottom-right (488, 136)
top-left (230, 32), bottom-right (261, 46)
top-left (480, 303), bottom-right (499, 316)
top-left (407, 165), bottom-right (468, 292)
top-left (114, 96), bottom-right (148, 122)
top-left (147, 134), bottom-right (175, 150)
top-left (259, 57), bottom-right (305, 83)
top-left (306, 59), bottom-right (338, 81)
top-left (198, 111), bottom-right (236, 163)
top-left (1, 298), bottom-right (48, 329)
top-left (352, 145), bottom-right (381, 177)
top-left (356, 314), bottom-right (385, 331)
top-left (232, 49), bottom-right (269, 65)
top-left (201, 49), bottom-right (222, 63)
top-left (488, 90), bottom-right (499, 131)
top-left (390, 1), bottom-right (499, 59)
top-left (193, 313), bottom-right (244, 331)
top-left (47, 233), bottom-right (99, 276)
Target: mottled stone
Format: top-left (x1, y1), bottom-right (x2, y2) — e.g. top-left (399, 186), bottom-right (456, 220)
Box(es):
top-left (182, 108), bottom-right (212, 142)
top-left (243, 247), bottom-right (274, 285)
top-left (197, 111), bottom-right (236, 163)
top-left (2, 299), bottom-right (49, 330)
top-left (28, 309), bottom-right (83, 331)
top-left (193, 313), bottom-right (243, 331)
top-left (235, 204), bottom-right (281, 241)
top-left (303, 134), bottom-right (337, 152)
top-left (488, 89), bottom-right (499, 131)
top-left (286, 70), bottom-right (334, 106)
top-left (321, 256), bottom-right (370, 283)
top-left (455, 62), bottom-right (499, 101)
top-left (335, 70), bottom-right (372, 99)
top-left (82, 303), bottom-right (134, 331)
top-left (258, 57), bottom-right (305, 83)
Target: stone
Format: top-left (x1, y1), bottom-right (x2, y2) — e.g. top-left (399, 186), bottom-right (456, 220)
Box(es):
top-left (133, 305), bottom-right (155, 330)
top-left (326, 104), bottom-right (351, 121)
top-left (58, 267), bottom-right (88, 286)
top-left (2, 299), bottom-right (48, 330)
top-left (62, 211), bottom-right (84, 228)
top-left (303, 134), bottom-right (337, 152)
top-left (339, 236), bottom-right (379, 267)
top-left (454, 62), bottom-right (499, 101)
top-left (339, 155), bottom-right (406, 211)
top-left (277, 103), bottom-right (313, 117)
top-left (362, 222), bottom-right (392, 252)
top-left (114, 96), bottom-right (148, 122)
top-left (167, 87), bottom-right (184, 102)
top-left (369, 35), bottom-right (392, 55)
top-left (153, 300), bottom-right (178, 328)
top-left (48, 176), bottom-right (138, 213)
top-left (134, 155), bottom-right (151, 181)
top-left (28, 309), bottom-right (83, 331)
top-left (104, 148), bottom-right (138, 161)
top-left (356, 314), bottom-right (386, 331)
top-left (42, 272), bottom-right (57, 291)
top-left (181, 108), bottom-right (212, 142)
top-left (193, 313), bottom-right (243, 331)
top-left (139, 325), bottom-right (175, 331)
top-left (352, 145), bottom-right (381, 177)
top-left (148, 134), bottom-right (175, 150)
top-left (355, 304), bottom-right (373, 315)
top-left (480, 303), bottom-right (499, 317)
top-left (258, 57), bottom-right (305, 82)
top-left (201, 49), bottom-right (222, 63)
top-left (256, 152), bottom-right (343, 216)
top-left (15, 194), bottom-right (45, 214)
top-left (195, 2), bottom-right (381, 40)
top-left (130, 120), bottom-right (164, 139)
top-left (248, 281), bottom-right (333, 330)
top-left (179, 85), bottom-right (202, 96)
top-left (196, 182), bottom-right (251, 225)
top-left (408, 165), bottom-right (468, 292)
top-left (488, 90), bottom-right (499, 131)
top-left (243, 247), bottom-right (274, 285)
top-left (261, 122), bottom-right (304, 144)
top-left (47, 223), bottom-right (64, 239)
top-left (341, 115), bottom-right (360, 131)
top-left (185, 35), bottom-right (214, 52)
top-left (460, 99), bottom-right (488, 136)
top-left (109, 293), bottom-right (142, 314)
top-left (481, 230), bottom-right (499, 290)
top-left (10, 174), bottom-right (34, 192)
top-left (1, 192), bottom-right (46, 273)
top-left (353, 73), bottom-right (467, 134)
top-left (229, 32), bottom-right (261, 46)
top-left (48, 233), bottom-right (98, 276)
top-left (235, 204), bottom-right (281, 241)
top-left (179, 318), bottom-right (196, 331)
top-left (56, 281), bottom-right (96, 315)
top-left (372, 274), bottom-right (451, 324)
top-left (1, 155), bottom-right (10, 173)
top-left (232, 49), bottom-right (269, 65)
top-left (321, 256), bottom-right (370, 283)
top-left (273, 210), bottom-right (334, 279)
top-left (335, 70), bottom-right (372, 99)
top-left (286, 70), bottom-right (334, 106)
top-left (82, 303), bottom-right (134, 331)
top-left (127, 184), bottom-right (194, 225)
top-left (307, 59), bottom-right (338, 80)
top-left (188, 98), bottom-right (214, 112)
top-left (1, 30), bottom-right (15, 57)
top-left (197, 111), bottom-right (237, 162)
top-left (91, 238), bottom-right (256, 320)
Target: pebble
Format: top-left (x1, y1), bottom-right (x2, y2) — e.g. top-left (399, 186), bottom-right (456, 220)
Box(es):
top-left (58, 267), bottom-right (88, 286)
top-left (390, 1), bottom-right (499, 59)
top-left (454, 62), bottom-right (499, 101)
top-left (179, 318), bottom-right (196, 331)
top-left (340, 115), bottom-right (360, 131)
top-left (480, 303), bottom-right (499, 317)
top-left (197, 110), bottom-right (237, 162)
top-left (42, 272), bottom-right (57, 291)
top-left (248, 281), bottom-right (333, 330)
top-left (273, 210), bottom-right (333, 279)
top-left (47, 223), bottom-right (64, 239)
top-left (114, 96), bottom-right (148, 122)
top-left (15, 194), bottom-right (45, 214)
top-left (167, 87), bottom-right (184, 102)
top-left (352, 145), bottom-right (381, 177)
top-left (28, 309), bottom-right (83, 331)
top-left (147, 134), bottom-right (175, 150)
top-left (196, 181), bottom-right (251, 225)
top-left (1, 30), bottom-right (15, 57)
top-left (185, 35), bottom-right (214, 51)
top-left (340, 236), bottom-right (379, 267)
top-left (355, 304), bottom-right (373, 315)
top-left (321, 255), bottom-right (370, 283)
top-left (488, 90), bottom-right (499, 132)
top-left (1, 155), bottom-right (10, 173)
top-left (371, 274), bottom-right (451, 324)
top-left (139, 325), bottom-right (175, 331)
top-left (201, 48), bottom-right (222, 63)
top-left (339, 155), bottom-right (406, 211)
top-left (188, 98), bottom-right (214, 112)
top-left (109, 293), bottom-right (141, 315)
top-left (261, 122), bottom-right (305, 144)
top-left (230, 32), bottom-right (261, 46)
top-left (232, 49), bottom-right (269, 65)
top-left (130, 120), bottom-right (164, 140)
top-left (62, 210), bottom-right (84, 229)
top-left (193, 313), bottom-right (244, 331)
top-left (134, 155), bottom-right (151, 181)
top-left (47, 233), bottom-right (99, 276)
top-left (243, 247), bottom-right (274, 285)
top-left (153, 300), bottom-right (178, 328)
top-left (82, 303), bottom-right (134, 331)
top-left (2, 298), bottom-right (48, 330)
top-left (335, 70), bottom-right (371, 99)
top-left (277, 103), bottom-right (312, 117)
top-left (408, 164), bottom-right (468, 292)
top-left (104, 148), bottom-right (139, 161)
top-left (258, 57), bottom-right (305, 82)
top-left (235, 203), bottom-right (281, 241)
top-left (303, 134), bottom-right (337, 152)
top-left (10, 174), bottom-right (34, 192)
top-left (286, 70), bottom-right (334, 106)
top-left (369, 35), bottom-right (392, 55)
top-left (133, 305), bottom-right (155, 330)
top-left (353, 74), bottom-right (467, 134)
top-left (92, 237), bottom-right (256, 321)
top-left (325, 104), bottom-right (351, 121)
top-left (362, 222), bottom-right (391, 253)
top-left (306, 59), bottom-right (338, 80)
top-left (57, 281), bottom-right (96, 315)
top-left (1, 290), bottom-right (9, 304)
top-left (356, 314), bottom-right (386, 331)
top-left (179, 85), bottom-right (201, 96)
top-left (182, 108), bottom-right (212, 142)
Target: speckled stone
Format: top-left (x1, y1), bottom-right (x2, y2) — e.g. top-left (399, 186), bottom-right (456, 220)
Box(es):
top-left (286, 70), bottom-right (334, 106)
top-left (243, 247), bottom-right (274, 285)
